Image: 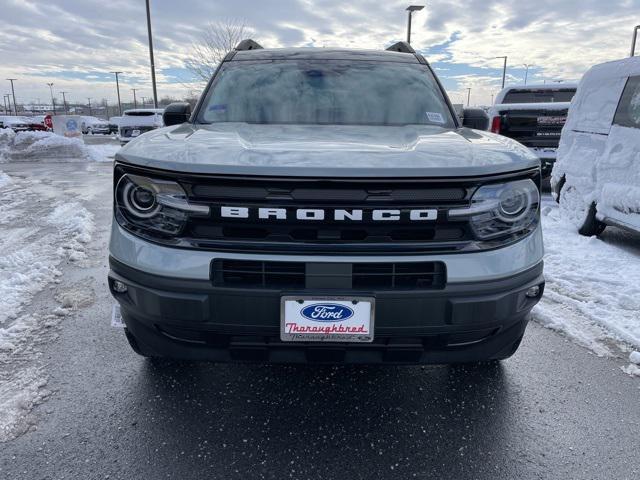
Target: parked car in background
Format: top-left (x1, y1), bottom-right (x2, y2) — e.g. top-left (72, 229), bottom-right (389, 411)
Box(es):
top-left (552, 57), bottom-right (640, 236)
top-left (0, 116), bottom-right (30, 132)
top-left (23, 116), bottom-right (49, 131)
top-left (81, 116), bottom-right (110, 135)
top-left (488, 84), bottom-right (577, 178)
top-left (108, 118), bottom-right (121, 135)
top-left (117, 109), bottom-right (164, 145)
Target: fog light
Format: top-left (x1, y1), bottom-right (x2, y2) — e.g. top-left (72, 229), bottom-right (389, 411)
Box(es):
top-left (112, 280), bottom-right (128, 293)
top-left (525, 285), bottom-right (541, 298)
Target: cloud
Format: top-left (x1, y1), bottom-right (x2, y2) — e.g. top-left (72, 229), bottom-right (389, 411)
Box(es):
top-left (0, 0), bottom-right (638, 107)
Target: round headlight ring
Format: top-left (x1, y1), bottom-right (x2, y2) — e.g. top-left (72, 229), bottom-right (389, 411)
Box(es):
top-left (119, 179), bottom-right (160, 219)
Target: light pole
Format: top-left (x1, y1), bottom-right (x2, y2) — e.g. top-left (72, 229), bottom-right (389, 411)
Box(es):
top-left (405, 5), bottom-right (425, 45)
top-left (632, 25), bottom-right (640, 57)
top-left (2, 95), bottom-right (7, 115)
top-left (111, 71), bottom-right (123, 115)
top-left (466, 88), bottom-right (472, 107)
top-left (141, 96), bottom-right (147, 107)
top-left (7, 79), bottom-right (17, 115)
top-left (87, 98), bottom-right (92, 116)
top-left (131, 88), bottom-right (138, 109)
top-left (146, 0), bottom-right (159, 108)
top-left (60, 91), bottom-right (69, 114)
top-left (46, 82), bottom-right (56, 115)
top-left (523, 64), bottom-right (531, 85)
top-left (495, 56), bottom-right (508, 89)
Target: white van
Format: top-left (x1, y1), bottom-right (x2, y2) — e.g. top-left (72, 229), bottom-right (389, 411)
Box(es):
top-left (552, 57), bottom-right (640, 236)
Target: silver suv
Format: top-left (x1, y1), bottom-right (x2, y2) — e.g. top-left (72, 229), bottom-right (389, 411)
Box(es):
top-left (109, 40), bottom-right (545, 365)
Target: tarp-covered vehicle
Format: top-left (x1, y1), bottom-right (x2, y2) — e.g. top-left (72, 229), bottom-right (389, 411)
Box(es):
top-left (552, 57), bottom-right (640, 236)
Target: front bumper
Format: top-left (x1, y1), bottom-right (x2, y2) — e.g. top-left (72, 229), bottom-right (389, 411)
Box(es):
top-left (109, 257), bottom-right (544, 364)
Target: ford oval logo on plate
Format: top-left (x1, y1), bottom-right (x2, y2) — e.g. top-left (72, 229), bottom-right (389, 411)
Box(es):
top-left (301, 303), bottom-right (354, 322)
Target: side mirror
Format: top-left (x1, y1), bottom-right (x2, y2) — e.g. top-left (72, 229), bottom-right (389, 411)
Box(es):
top-left (163, 102), bottom-right (192, 126)
top-left (461, 108), bottom-right (490, 131)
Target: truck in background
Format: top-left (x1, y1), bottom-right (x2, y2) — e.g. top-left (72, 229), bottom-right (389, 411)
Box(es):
top-left (117, 108), bottom-right (164, 145)
top-left (488, 84), bottom-right (577, 178)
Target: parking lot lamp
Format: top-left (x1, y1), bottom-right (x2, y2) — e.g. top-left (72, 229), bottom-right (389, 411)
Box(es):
top-left (46, 82), bottom-right (56, 115)
top-left (632, 26), bottom-right (640, 57)
top-left (523, 64), bottom-right (531, 85)
top-left (131, 88), bottom-right (138, 109)
top-left (2, 95), bottom-right (8, 115)
top-left (466, 87), bottom-right (472, 107)
top-left (7, 79), bottom-right (17, 115)
top-left (146, 0), bottom-right (159, 108)
top-left (111, 71), bottom-right (123, 115)
top-left (495, 56), bottom-right (507, 89)
top-left (60, 91), bottom-right (69, 114)
top-left (406, 5), bottom-right (424, 44)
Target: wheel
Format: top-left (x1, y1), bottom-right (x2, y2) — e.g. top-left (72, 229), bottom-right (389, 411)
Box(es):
top-left (559, 183), bottom-right (606, 236)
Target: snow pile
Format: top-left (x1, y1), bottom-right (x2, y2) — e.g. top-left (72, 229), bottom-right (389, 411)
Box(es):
top-left (621, 352), bottom-right (640, 377)
top-left (85, 143), bottom-right (121, 162)
top-left (533, 201), bottom-right (640, 356)
top-left (47, 202), bottom-right (95, 262)
top-left (8, 131), bottom-right (87, 161)
top-left (0, 173), bottom-right (95, 440)
top-left (0, 131), bottom-right (119, 163)
top-left (0, 365), bottom-right (50, 442)
top-left (0, 128), bottom-right (16, 161)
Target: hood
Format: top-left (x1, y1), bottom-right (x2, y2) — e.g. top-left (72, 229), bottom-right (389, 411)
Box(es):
top-left (117, 123), bottom-right (539, 178)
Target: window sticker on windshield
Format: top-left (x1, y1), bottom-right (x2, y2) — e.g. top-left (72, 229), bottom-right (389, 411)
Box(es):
top-left (426, 112), bottom-right (445, 124)
top-left (209, 104), bottom-right (227, 112)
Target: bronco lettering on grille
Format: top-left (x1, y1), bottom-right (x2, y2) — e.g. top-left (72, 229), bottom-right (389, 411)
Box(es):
top-left (219, 207), bottom-right (438, 222)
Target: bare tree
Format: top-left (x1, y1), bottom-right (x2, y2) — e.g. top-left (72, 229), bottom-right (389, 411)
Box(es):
top-left (185, 20), bottom-right (249, 83)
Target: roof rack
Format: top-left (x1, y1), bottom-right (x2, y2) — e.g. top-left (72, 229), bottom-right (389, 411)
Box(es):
top-left (386, 41), bottom-right (416, 54)
top-left (235, 39), bottom-right (264, 51)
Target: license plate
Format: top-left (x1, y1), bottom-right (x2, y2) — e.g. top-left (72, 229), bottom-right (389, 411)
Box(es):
top-left (131, 129), bottom-right (141, 137)
top-left (281, 296), bottom-right (374, 343)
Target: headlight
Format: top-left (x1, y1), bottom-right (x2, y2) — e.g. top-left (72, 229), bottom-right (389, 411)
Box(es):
top-left (115, 174), bottom-right (209, 236)
top-left (449, 179), bottom-right (540, 240)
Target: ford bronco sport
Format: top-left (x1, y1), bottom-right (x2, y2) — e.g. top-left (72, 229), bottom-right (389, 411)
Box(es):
top-left (109, 40), bottom-right (545, 364)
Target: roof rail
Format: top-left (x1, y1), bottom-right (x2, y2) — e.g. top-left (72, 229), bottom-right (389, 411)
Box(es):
top-left (235, 39), bottom-right (264, 51)
top-left (386, 41), bottom-right (416, 54)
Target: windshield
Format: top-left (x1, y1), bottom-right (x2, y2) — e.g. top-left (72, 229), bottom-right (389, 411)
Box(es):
top-left (197, 60), bottom-right (455, 127)
top-left (502, 88), bottom-right (576, 104)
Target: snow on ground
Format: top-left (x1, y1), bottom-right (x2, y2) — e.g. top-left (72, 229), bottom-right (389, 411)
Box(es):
top-left (532, 198), bottom-right (640, 359)
top-left (0, 170), bottom-right (96, 442)
top-left (0, 129), bottom-right (118, 163)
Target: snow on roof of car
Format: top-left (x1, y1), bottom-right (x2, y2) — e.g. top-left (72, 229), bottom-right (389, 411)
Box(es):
top-left (123, 108), bottom-right (164, 114)
top-left (233, 47), bottom-right (423, 63)
top-left (494, 83), bottom-right (579, 105)
top-left (565, 56), bottom-right (640, 135)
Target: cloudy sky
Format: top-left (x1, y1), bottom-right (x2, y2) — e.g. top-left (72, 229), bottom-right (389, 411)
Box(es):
top-left (1, 0), bottom-right (639, 110)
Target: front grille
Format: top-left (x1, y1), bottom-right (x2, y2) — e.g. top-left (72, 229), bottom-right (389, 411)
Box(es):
top-left (211, 260), bottom-right (447, 290)
top-left (178, 175), bottom-right (480, 254)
